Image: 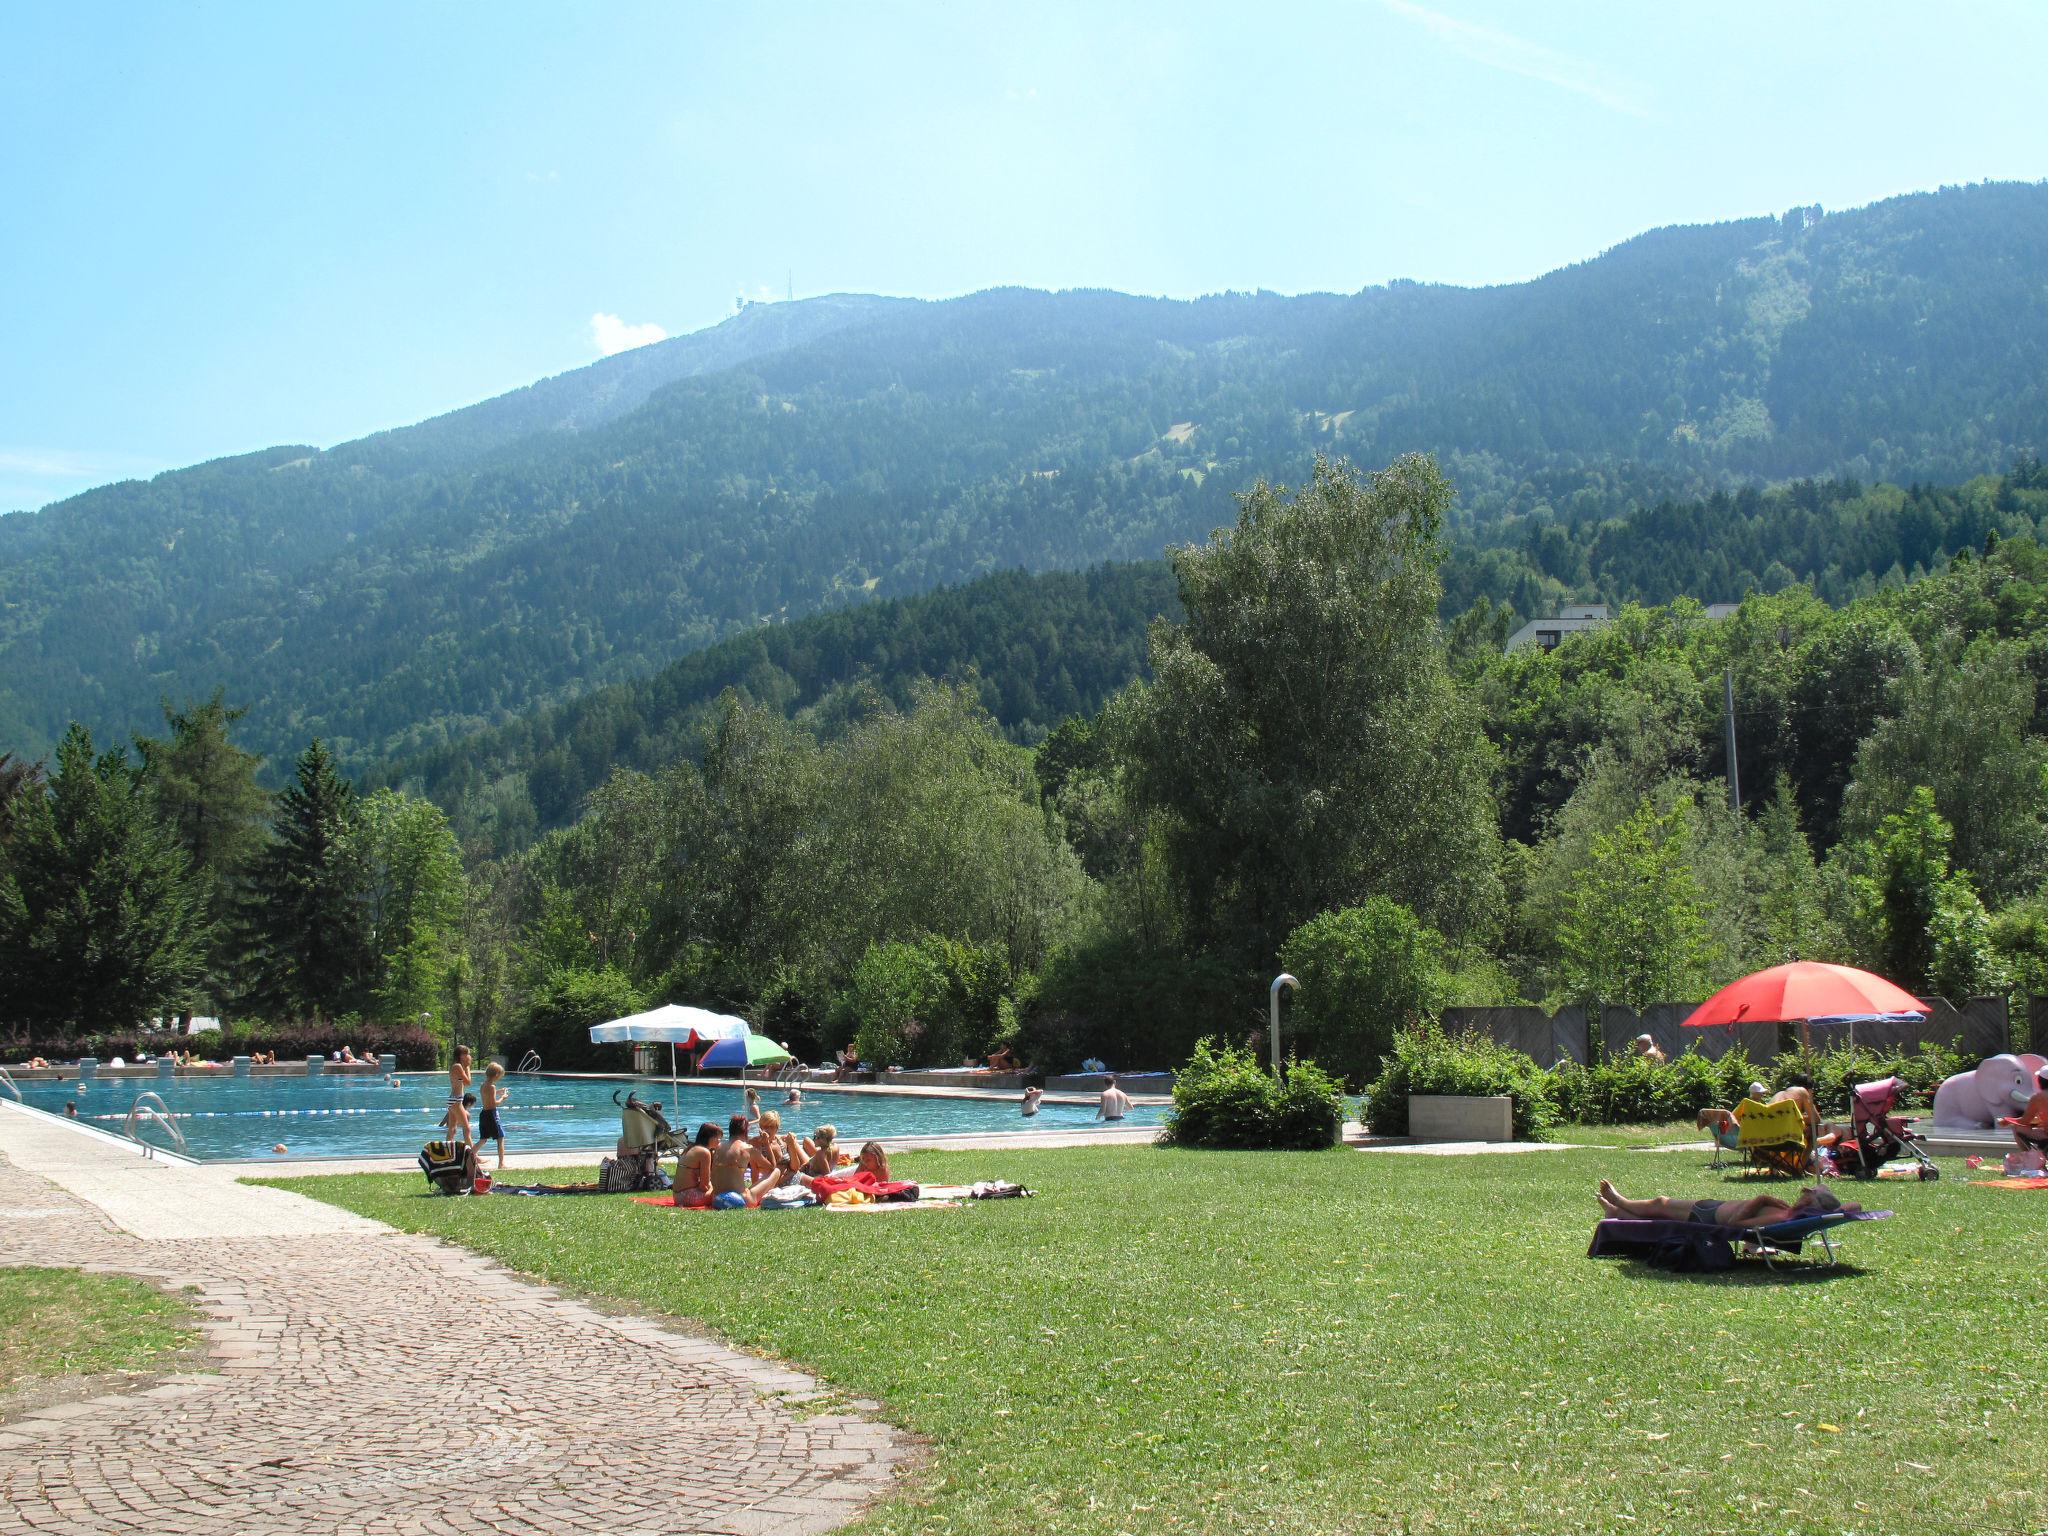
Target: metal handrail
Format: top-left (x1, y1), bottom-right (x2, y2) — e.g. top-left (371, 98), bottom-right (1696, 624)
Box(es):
top-left (0, 1065), bottom-right (19, 1102)
top-left (515, 1050), bottom-right (543, 1074)
top-left (124, 1091), bottom-right (188, 1157)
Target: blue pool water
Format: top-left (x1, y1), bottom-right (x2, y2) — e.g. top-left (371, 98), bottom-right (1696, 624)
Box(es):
top-left (12, 1073), bottom-right (1161, 1162)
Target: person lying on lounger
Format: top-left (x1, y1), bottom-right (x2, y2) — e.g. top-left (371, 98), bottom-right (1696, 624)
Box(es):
top-left (1596, 1178), bottom-right (1848, 1228)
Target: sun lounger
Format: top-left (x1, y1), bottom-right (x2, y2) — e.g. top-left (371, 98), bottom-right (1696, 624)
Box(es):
top-left (1587, 1209), bottom-right (1891, 1271)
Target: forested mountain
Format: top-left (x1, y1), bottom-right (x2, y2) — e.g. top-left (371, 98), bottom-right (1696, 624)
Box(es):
top-left (6, 183), bottom-right (2046, 774)
top-left (385, 463), bottom-right (2048, 854)
top-left (372, 561), bottom-right (1179, 846)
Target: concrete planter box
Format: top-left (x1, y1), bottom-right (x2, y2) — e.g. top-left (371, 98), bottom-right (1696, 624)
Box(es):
top-left (1409, 1094), bottom-right (1513, 1142)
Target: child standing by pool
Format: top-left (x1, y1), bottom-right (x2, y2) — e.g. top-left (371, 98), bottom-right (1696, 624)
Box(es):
top-left (477, 1061), bottom-right (508, 1169)
top-left (446, 1046), bottom-right (473, 1143)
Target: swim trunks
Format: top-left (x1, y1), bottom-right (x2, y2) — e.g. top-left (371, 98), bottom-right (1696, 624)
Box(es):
top-left (478, 1108), bottom-right (503, 1140)
top-left (1688, 1198), bottom-right (1724, 1225)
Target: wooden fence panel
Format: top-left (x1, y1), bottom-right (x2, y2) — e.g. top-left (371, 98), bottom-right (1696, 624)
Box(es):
top-left (1440, 1007), bottom-right (1587, 1066)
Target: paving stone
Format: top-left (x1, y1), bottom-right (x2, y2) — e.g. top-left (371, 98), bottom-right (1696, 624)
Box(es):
top-left (0, 1149), bottom-right (917, 1534)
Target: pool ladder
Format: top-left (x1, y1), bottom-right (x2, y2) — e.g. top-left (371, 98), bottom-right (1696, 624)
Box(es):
top-left (124, 1090), bottom-right (188, 1158)
top-left (516, 1050), bottom-right (543, 1074)
top-left (0, 1065), bottom-right (19, 1102)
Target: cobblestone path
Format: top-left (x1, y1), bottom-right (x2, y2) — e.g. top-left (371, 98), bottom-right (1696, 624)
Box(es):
top-left (0, 1147), bottom-right (915, 1535)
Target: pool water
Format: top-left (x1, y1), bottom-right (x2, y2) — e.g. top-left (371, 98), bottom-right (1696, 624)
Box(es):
top-left (12, 1073), bottom-right (1161, 1162)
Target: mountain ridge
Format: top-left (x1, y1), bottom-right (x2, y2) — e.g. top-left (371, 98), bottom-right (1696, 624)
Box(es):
top-left (5, 181), bottom-right (2045, 772)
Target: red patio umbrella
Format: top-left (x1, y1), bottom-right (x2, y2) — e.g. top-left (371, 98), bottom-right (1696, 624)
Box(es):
top-left (1682, 961), bottom-right (1925, 1051)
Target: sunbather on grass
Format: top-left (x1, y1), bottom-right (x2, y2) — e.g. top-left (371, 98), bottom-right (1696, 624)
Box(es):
top-left (1597, 1178), bottom-right (1849, 1228)
top-left (674, 1122), bottom-right (721, 1209)
top-left (712, 1119), bottom-right (788, 1207)
top-left (752, 1109), bottom-right (803, 1177)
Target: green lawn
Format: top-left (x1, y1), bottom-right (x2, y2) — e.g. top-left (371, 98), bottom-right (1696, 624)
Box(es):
top-left (1557, 1120), bottom-right (1707, 1148)
top-left (280, 1146), bottom-right (2046, 1536)
top-left (0, 1267), bottom-right (199, 1393)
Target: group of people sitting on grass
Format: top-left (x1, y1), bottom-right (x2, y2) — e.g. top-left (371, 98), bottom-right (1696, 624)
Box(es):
top-left (670, 1110), bottom-right (899, 1209)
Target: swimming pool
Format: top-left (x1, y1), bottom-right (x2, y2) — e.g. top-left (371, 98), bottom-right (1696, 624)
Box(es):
top-left (11, 1073), bottom-right (1162, 1162)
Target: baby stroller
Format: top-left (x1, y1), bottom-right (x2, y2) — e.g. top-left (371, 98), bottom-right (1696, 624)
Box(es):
top-left (614, 1089), bottom-right (683, 1155)
top-left (601, 1091), bottom-right (678, 1193)
top-left (1827, 1075), bottom-right (1939, 1180)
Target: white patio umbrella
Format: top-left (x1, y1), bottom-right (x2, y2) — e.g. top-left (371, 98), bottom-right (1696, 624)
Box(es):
top-left (588, 1004), bottom-right (751, 1103)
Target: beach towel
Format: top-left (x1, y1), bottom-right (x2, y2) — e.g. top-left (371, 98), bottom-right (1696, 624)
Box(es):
top-left (1971, 1176), bottom-right (2048, 1190)
top-left (491, 1182), bottom-right (605, 1196)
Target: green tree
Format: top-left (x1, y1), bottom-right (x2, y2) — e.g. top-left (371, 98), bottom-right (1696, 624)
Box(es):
top-left (1115, 454), bottom-right (1499, 964)
top-left (1742, 778), bottom-right (1839, 967)
top-left (1840, 638), bottom-right (2048, 900)
top-left (1279, 899), bottom-right (1451, 1084)
top-left (356, 789), bottom-right (466, 1030)
top-left (1554, 796), bottom-right (1719, 1008)
top-left (241, 740), bottom-right (371, 1021)
top-left (133, 690), bottom-right (270, 1014)
top-left (1838, 785), bottom-right (1999, 995)
top-left (0, 724), bottom-right (205, 1029)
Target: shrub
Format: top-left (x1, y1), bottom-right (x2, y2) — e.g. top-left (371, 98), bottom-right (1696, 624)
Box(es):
top-left (1767, 1037), bottom-right (1972, 1115)
top-left (1024, 932), bottom-right (1248, 1072)
top-left (1161, 1038), bottom-right (1347, 1150)
top-left (1279, 899), bottom-right (1451, 1085)
top-left (7, 1022), bottom-right (440, 1069)
top-left (504, 967), bottom-right (646, 1072)
top-left (218, 1021), bottom-right (441, 1069)
top-left (1363, 1022), bottom-right (1560, 1141)
top-left (835, 934), bottom-right (1011, 1069)
top-left (1565, 1048), bottom-right (1761, 1125)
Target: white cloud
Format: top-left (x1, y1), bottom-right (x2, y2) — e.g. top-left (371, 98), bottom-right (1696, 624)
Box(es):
top-left (0, 446), bottom-right (163, 513)
top-left (589, 312), bottom-right (669, 356)
top-left (1379, 0), bottom-right (1649, 118)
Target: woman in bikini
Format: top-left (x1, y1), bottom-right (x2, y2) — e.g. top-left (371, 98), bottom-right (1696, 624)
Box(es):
top-left (674, 1123), bottom-right (721, 1208)
top-left (799, 1124), bottom-right (838, 1176)
top-left (752, 1110), bottom-right (802, 1177)
top-left (445, 1046), bottom-right (473, 1144)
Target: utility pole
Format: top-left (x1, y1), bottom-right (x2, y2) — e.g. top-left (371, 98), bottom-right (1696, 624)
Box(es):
top-left (1723, 667), bottom-right (1741, 812)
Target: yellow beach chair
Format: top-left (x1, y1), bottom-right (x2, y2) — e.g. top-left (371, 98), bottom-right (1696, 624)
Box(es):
top-left (1735, 1096), bottom-right (1811, 1179)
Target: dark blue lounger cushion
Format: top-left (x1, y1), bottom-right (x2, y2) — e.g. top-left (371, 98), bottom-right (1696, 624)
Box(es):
top-left (1588, 1210), bottom-right (1891, 1271)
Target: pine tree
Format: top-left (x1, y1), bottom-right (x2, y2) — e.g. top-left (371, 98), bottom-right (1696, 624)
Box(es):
top-left (241, 740), bottom-right (370, 1021)
top-left (134, 690), bottom-right (271, 1015)
top-left (0, 724), bottom-right (205, 1029)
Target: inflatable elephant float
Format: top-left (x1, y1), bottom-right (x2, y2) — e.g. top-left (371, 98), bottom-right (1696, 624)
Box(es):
top-left (1931, 1052), bottom-right (2048, 1128)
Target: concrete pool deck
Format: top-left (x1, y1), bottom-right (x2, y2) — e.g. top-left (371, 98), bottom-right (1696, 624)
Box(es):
top-left (0, 1100), bottom-right (916, 1536)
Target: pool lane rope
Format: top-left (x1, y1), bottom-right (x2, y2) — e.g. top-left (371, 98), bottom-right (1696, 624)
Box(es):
top-left (80, 1104), bottom-right (579, 1121)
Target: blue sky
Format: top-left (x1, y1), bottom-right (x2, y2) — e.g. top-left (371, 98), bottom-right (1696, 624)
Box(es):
top-left (4, 1), bottom-right (2046, 512)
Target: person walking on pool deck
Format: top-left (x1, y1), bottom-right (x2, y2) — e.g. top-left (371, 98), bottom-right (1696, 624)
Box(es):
top-left (446, 1046), bottom-right (473, 1144)
top-left (1096, 1075), bottom-right (1131, 1122)
top-left (477, 1061), bottom-right (509, 1169)
top-left (1596, 1178), bottom-right (1850, 1228)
